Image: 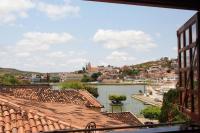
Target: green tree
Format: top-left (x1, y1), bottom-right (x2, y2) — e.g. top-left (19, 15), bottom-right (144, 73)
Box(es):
top-left (109, 94), bottom-right (127, 104)
top-left (122, 69), bottom-right (140, 76)
top-left (159, 89), bottom-right (188, 122)
top-left (91, 72), bottom-right (102, 81)
top-left (132, 69), bottom-right (140, 75)
top-left (141, 106), bottom-right (161, 120)
top-left (82, 67), bottom-right (86, 73)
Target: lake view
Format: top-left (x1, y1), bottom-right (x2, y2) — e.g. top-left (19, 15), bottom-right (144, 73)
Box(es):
top-left (96, 85), bottom-right (149, 115)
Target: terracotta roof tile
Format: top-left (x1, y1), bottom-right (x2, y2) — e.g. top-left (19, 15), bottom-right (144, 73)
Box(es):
top-left (36, 123), bottom-right (43, 132)
top-left (31, 126), bottom-right (38, 133)
top-left (24, 121), bottom-right (31, 132)
top-left (0, 101), bottom-right (72, 133)
top-left (43, 124), bottom-right (49, 132)
top-left (12, 127), bottom-right (17, 133)
top-left (53, 122), bottom-right (60, 130)
top-left (59, 124), bottom-right (66, 130)
top-left (5, 123), bottom-right (11, 132)
top-left (0, 86), bottom-right (128, 130)
top-left (105, 112), bottom-right (143, 126)
top-left (0, 126), bottom-right (4, 133)
top-left (18, 126), bottom-right (24, 133)
top-left (2, 87), bottom-right (102, 108)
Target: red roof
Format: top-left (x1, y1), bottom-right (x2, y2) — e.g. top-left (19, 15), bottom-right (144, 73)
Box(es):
top-left (0, 100), bottom-right (72, 133)
top-left (105, 112), bottom-right (143, 126)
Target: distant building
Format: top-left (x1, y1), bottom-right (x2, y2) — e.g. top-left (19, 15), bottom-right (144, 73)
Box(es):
top-left (31, 74), bottom-right (41, 83)
top-left (59, 72), bottom-right (83, 82)
top-left (86, 62), bottom-right (98, 73)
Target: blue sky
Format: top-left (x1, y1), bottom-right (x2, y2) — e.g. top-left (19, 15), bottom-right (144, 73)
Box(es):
top-left (0, 0), bottom-right (196, 72)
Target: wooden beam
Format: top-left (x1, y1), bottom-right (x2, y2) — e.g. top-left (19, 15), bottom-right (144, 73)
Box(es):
top-left (86, 0), bottom-right (200, 11)
top-left (197, 12), bottom-right (200, 121)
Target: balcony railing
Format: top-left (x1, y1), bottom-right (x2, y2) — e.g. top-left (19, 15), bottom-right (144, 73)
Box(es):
top-left (43, 122), bottom-right (200, 133)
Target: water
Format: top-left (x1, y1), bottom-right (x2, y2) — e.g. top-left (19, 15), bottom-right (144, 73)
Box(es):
top-left (96, 85), bottom-right (149, 115)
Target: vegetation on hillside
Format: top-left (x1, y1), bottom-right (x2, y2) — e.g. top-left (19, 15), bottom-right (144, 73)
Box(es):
top-left (59, 81), bottom-right (99, 98)
top-left (122, 69), bottom-right (140, 76)
top-left (0, 74), bottom-right (19, 85)
top-left (0, 74), bottom-right (30, 85)
top-left (81, 72), bottom-right (102, 82)
top-left (133, 57), bottom-right (175, 69)
top-left (0, 68), bottom-right (39, 77)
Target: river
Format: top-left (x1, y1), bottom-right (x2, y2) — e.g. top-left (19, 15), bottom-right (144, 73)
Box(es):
top-left (96, 85), bottom-right (149, 116)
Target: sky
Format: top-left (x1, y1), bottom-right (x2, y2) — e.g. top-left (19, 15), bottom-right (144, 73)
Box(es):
top-left (0, 0), bottom-right (196, 72)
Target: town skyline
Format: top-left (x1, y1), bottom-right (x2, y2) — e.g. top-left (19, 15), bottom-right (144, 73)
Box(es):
top-left (0, 56), bottom-right (176, 73)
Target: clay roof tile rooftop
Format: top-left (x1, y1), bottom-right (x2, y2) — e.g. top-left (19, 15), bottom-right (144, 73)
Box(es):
top-left (3, 87), bottom-right (102, 108)
top-left (0, 101), bottom-right (72, 133)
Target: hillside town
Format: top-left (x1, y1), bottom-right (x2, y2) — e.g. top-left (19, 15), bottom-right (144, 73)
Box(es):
top-left (0, 57), bottom-right (178, 108)
top-left (24, 57), bottom-right (178, 85)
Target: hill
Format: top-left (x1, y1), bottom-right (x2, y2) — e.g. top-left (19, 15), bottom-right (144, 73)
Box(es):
top-left (132, 57), bottom-right (177, 70)
top-left (0, 67), bottom-right (40, 76)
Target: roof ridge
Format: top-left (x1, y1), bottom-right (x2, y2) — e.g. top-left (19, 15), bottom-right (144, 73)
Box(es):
top-left (79, 90), bottom-right (103, 108)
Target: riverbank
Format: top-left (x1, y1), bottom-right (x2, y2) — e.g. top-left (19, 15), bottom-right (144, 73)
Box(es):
top-left (132, 94), bottom-right (162, 107)
top-left (86, 82), bottom-right (168, 86)
top-left (86, 83), bottom-right (147, 86)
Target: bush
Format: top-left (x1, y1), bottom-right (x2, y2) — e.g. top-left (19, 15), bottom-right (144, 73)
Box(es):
top-left (59, 81), bottom-right (99, 98)
top-left (159, 89), bottom-right (188, 122)
top-left (81, 75), bottom-right (92, 82)
top-left (141, 106), bottom-right (161, 120)
top-left (109, 95), bottom-right (127, 103)
top-left (60, 81), bottom-right (84, 90)
top-left (84, 86), bottom-right (99, 98)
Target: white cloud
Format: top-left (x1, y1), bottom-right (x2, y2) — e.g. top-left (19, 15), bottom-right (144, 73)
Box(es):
top-left (0, 51), bottom-right (7, 56)
top-left (0, 31), bottom-right (87, 72)
top-left (93, 29), bottom-right (157, 51)
top-left (0, 0), bottom-right (80, 24)
top-left (47, 51), bottom-right (66, 58)
top-left (68, 58), bottom-right (88, 64)
top-left (16, 52), bottom-right (30, 57)
top-left (92, 51), bottom-right (145, 67)
top-left (107, 51), bottom-right (136, 61)
top-left (37, 0), bottom-right (80, 20)
top-left (0, 0), bottom-right (34, 23)
top-left (16, 32), bottom-right (73, 52)
top-left (0, 47), bottom-right (89, 72)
